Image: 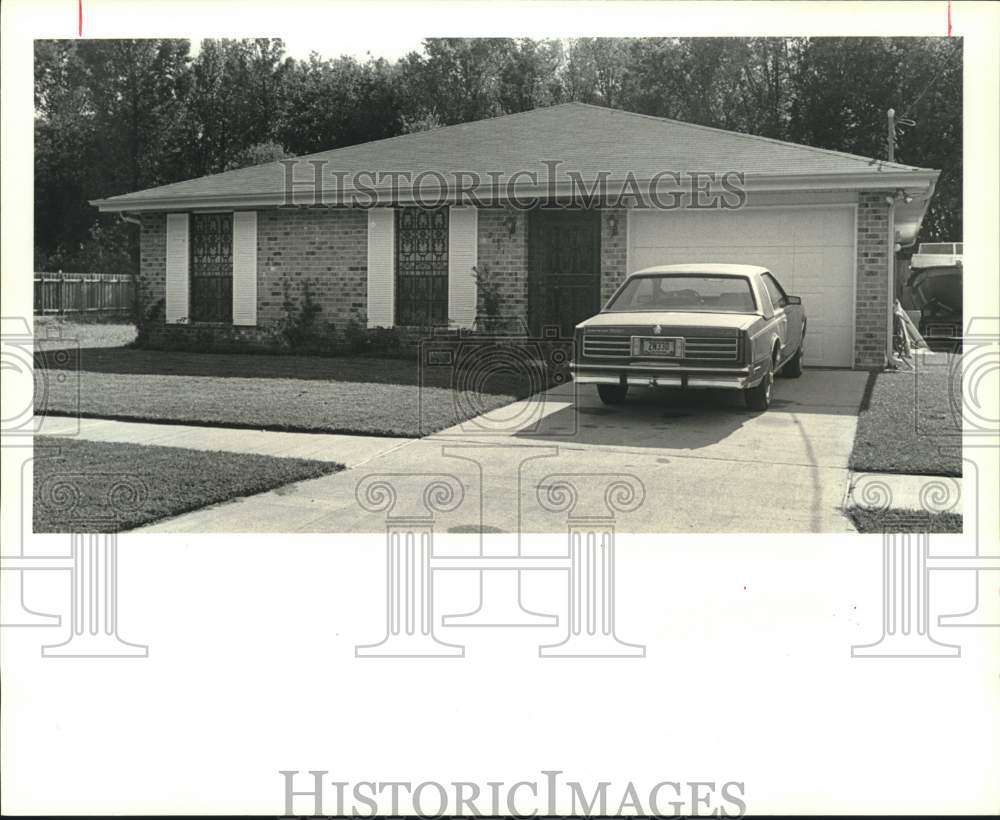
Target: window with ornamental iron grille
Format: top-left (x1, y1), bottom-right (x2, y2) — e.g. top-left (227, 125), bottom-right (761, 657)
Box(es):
top-left (395, 207), bottom-right (449, 326)
top-left (189, 213), bottom-right (233, 323)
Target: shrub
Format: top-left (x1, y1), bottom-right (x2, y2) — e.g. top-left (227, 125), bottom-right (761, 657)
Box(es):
top-left (273, 277), bottom-right (337, 353)
top-left (131, 297), bottom-right (165, 348)
top-left (471, 263), bottom-right (503, 317)
top-left (343, 318), bottom-right (409, 357)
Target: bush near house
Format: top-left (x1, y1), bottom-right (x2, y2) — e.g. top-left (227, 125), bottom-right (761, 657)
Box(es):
top-left (130, 289), bottom-right (417, 359)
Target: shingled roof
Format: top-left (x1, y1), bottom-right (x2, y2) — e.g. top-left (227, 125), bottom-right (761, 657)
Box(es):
top-left (93, 102), bottom-right (938, 211)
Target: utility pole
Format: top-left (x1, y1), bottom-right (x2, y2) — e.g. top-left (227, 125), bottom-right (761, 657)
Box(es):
top-left (887, 108), bottom-right (895, 163)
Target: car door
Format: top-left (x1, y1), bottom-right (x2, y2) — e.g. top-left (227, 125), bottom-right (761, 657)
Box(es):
top-left (761, 272), bottom-right (803, 360)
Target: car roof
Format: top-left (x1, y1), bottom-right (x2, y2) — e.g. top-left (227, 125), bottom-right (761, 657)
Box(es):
top-left (628, 263), bottom-right (768, 278)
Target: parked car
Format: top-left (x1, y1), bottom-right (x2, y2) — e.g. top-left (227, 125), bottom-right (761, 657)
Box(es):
top-left (569, 264), bottom-right (806, 411)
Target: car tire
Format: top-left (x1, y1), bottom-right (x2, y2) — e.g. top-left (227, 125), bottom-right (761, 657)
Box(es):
top-left (781, 347), bottom-right (803, 378)
top-left (744, 365), bottom-right (773, 411)
top-left (597, 384), bottom-right (629, 405)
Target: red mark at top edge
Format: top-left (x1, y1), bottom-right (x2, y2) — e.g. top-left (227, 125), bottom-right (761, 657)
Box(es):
top-left (78, 0), bottom-right (83, 37)
top-left (948, 0), bottom-right (952, 37)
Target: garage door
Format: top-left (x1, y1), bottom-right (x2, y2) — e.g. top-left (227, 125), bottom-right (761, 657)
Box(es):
top-left (628, 206), bottom-right (856, 367)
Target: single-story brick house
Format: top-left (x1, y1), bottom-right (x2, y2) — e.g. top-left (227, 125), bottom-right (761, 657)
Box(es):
top-left (92, 102), bottom-right (938, 368)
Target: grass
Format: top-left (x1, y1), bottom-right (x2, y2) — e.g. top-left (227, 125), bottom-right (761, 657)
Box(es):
top-left (33, 437), bottom-right (343, 532)
top-left (848, 508), bottom-right (963, 533)
top-left (848, 352), bottom-right (962, 476)
top-left (34, 343), bottom-right (557, 437)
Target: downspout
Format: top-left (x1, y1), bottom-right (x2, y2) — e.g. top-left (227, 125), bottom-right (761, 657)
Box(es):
top-left (886, 196), bottom-right (896, 368)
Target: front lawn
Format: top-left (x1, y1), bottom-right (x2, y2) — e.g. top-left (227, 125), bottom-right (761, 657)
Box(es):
top-left (35, 346), bottom-right (553, 437)
top-left (34, 437), bottom-right (343, 532)
top-left (849, 352), bottom-right (962, 476)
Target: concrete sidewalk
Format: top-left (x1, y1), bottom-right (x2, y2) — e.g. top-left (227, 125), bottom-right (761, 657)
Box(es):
top-left (102, 368), bottom-right (869, 533)
top-left (35, 415), bottom-right (415, 469)
top-left (35, 369), bottom-right (880, 533)
top-left (844, 470), bottom-right (963, 512)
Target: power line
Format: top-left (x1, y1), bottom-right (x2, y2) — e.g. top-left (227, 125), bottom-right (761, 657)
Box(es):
top-left (900, 43), bottom-right (962, 119)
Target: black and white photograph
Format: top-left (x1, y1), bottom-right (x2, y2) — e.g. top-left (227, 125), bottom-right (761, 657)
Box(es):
top-left (2, 0), bottom-right (998, 815)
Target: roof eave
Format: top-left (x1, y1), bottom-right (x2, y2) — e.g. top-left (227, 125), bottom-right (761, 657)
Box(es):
top-left (90, 168), bottom-right (941, 213)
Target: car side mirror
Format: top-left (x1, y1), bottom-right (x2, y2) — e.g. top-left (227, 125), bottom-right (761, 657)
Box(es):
top-left (785, 295), bottom-right (801, 306)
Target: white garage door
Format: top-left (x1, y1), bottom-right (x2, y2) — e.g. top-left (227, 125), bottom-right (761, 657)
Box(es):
top-left (628, 206), bottom-right (856, 367)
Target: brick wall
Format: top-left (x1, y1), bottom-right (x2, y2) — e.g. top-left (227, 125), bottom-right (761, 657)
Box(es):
top-left (600, 208), bottom-right (628, 305)
top-left (854, 192), bottom-right (892, 367)
top-left (138, 213), bottom-right (166, 314)
top-left (137, 207), bottom-right (368, 348)
top-left (477, 207), bottom-right (624, 333)
top-left (139, 199), bottom-right (893, 368)
top-left (138, 205), bottom-right (632, 347)
top-left (477, 207), bottom-right (529, 328)
top-left (258, 208), bottom-right (367, 331)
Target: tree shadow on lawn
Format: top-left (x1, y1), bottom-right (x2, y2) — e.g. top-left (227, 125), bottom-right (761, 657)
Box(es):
top-left (35, 347), bottom-right (541, 396)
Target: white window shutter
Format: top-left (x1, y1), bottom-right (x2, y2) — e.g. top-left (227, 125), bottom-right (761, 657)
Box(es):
top-left (232, 211), bottom-right (258, 326)
top-left (165, 213), bottom-right (189, 324)
top-left (367, 208), bottom-right (395, 327)
top-left (448, 206), bottom-right (478, 329)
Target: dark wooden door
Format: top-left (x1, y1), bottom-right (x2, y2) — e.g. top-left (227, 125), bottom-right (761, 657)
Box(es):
top-left (528, 209), bottom-right (601, 338)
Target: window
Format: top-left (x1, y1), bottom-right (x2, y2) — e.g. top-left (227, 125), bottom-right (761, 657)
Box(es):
top-left (760, 272), bottom-right (787, 308)
top-left (189, 213), bottom-right (233, 323)
top-left (395, 207), bottom-right (448, 326)
top-left (608, 275), bottom-right (757, 314)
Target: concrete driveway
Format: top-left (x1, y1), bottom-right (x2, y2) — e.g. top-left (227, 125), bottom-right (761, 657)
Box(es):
top-left (142, 369), bottom-right (867, 533)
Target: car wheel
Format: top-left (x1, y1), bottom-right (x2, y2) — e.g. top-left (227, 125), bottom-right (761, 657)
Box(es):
top-left (744, 365), bottom-right (773, 411)
top-left (781, 346), bottom-right (803, 378)
top-left (597, 384), bottom-right (629, 405)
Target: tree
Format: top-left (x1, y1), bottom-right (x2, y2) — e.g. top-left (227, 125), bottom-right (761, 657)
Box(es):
top-left (497, 39), bottom-right (564, 112)
top-left (788, 37), bottom-right (962, 240)
top-left (183, 39), bottom-right (289, 175)
top-left (397, 38), bottom-right (513, 125)
top-left (34, 35), bottom-right (963, 274)
top-left (278, 54), bottom-right (402, 155)
top-left (34, 39), bottom-right (192, 271)
top-left (223, 141), bottom-right (292, 171)
top-left (562, 38), bottom-right (633, 107)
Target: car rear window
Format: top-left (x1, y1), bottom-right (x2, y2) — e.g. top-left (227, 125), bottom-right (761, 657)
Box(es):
top-left (608, 275), bottom-right (757, 313)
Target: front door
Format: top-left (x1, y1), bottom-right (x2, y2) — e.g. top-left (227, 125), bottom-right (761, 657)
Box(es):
top-left (528, 209), bottom-right (601, 338)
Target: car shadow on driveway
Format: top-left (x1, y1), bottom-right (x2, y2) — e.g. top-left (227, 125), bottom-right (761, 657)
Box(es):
top-left (513, 370), bottom-right (867, 460)
top-left (516, 387), bottom-right (755, 450)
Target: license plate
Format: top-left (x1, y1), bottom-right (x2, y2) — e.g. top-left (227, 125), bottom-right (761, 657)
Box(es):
top-left (637, 337), bottom-right (678, 356)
